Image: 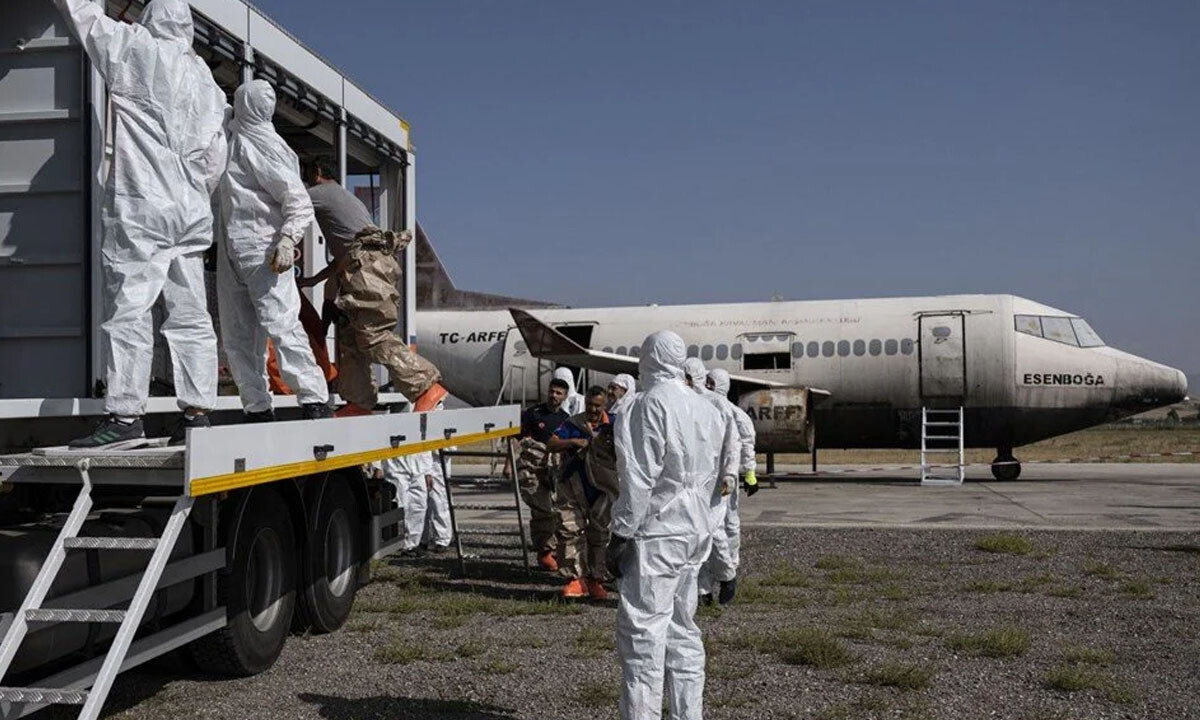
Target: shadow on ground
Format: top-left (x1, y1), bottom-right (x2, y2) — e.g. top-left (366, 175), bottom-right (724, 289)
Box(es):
top-left (299, 692), bottom-right (518, 719)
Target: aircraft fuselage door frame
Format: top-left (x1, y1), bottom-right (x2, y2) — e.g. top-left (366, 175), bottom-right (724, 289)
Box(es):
top-left (918, 312), bottom-right (967, 403)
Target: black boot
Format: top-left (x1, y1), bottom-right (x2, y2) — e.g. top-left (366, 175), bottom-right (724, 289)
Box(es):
top-left (244, 409), bottom-right (275, 423)
top-left (302, 403), bottom-right (333, 420)
top-left (69, 416), bottom-right (146, 450)
top-left (169, 413), bottom-right (211, 446)
top-left (718, 577), bottom-right (738, 606)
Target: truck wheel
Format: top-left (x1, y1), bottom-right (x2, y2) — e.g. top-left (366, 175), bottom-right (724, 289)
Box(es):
top-left (299, 479), bottom-right (361, 633)
top-left (190, 488), bottom-right (297, 676)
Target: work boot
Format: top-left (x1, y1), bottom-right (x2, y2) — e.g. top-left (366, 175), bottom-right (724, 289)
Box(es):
top-left (561, 577), bottom-right (587, 599)
top-left (169, 413), bottom-right (211, 446)
top-left (69, 416), bottom-right (146, 451)
top-left (399, 547), bottom-right (425, 558)
top-left (718, 578), bottom-right (738, 606)
top-left (412, 383), bottom-right (448, 413)
top-left (244, 409), bottom-right (275, 423)
top-left (334, 403), bottom-right (373, 418)
top-left (302, 402), bottom-right (333, 420)
top-left (537, 550), bottom-right (559, 573)
top-left (586, 579), bottom-right (610, 601)
top-left (698, 593), bottom-right (715, 608)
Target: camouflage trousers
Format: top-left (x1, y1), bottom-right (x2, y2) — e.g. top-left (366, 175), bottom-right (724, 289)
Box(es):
top-left (515, 438), bottom-right (559, 554)
top-left (554, 473), bottom-right (612, 581)
top-left (334, 227), bottom-right (440, 407)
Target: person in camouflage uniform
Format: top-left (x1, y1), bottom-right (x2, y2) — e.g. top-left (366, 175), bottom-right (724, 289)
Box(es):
top-left (512, 377), bottom-right (570, 570)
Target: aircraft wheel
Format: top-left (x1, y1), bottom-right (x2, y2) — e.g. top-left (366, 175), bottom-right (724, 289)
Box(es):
top-left (991, 456), bottom-right (1021, 481)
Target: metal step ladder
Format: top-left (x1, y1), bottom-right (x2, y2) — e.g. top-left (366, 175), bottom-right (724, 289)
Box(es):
top-left (0, 459), bottom-right (193, 719)
top-left (437, 442), bottom-right (531, 576)
top-left (920, 407), bottom-right (965, 486)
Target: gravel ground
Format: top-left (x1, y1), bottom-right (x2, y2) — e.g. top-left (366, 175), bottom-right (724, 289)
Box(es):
top-left (50, 528), bottom-right (1200, 720)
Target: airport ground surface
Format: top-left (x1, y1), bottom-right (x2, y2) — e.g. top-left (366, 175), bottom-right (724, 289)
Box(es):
top-left (59, 464), bottom-right (1200, 720)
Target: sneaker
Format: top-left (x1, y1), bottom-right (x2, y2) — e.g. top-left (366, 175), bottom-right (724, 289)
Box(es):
top-left (537, 550), bottom-right (559, 573)
top-left (586, 579), bottom-right (610, 600)
top-left (302, 402), bottom-right (333, 420)
top-left (718, 578), bottom-right (738, 606)
top-left (412, 383), bottom-right (448, 413)
top-left (561, 577), bottom-right (587, 598)
top-left (244, 409), bottom-right (275, 423)
top-left (169, 413), bottom-right (211, 446)
top-left (334, 403), bottom-right (373, 418)
top-left (69, 416), bottom-right (146, 450)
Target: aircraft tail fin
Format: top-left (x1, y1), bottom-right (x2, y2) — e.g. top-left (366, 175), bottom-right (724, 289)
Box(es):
top-left (415, 224), bottom-right (562, 310)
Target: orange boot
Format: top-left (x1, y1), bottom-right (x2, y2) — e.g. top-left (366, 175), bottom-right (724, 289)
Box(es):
top-left (537, 550), bottom-right (559, 572)
top-left (413, 383), bottom-right (448, 412)
top-left (586, 579), bottom-right (610, 600)
top-left (334, 403), bottom-right (373, 418)
top-left (561, 577), bottom-right (587, 599)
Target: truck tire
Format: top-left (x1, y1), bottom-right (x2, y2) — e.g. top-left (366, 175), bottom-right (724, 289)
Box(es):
top-left (298, 479), bottom-right (361, 633)
top-left (190, 488), bottom-right (297, 676)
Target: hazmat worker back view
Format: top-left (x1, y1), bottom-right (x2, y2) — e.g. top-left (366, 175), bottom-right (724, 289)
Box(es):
top-left (607, 331), bottom-right (728, 720)
top-left (57, 0), bottom-right (228, 449)
top-left (703, 368), bottom-right (757, 605)
top-left (217, 80), bottom-right (330, 421)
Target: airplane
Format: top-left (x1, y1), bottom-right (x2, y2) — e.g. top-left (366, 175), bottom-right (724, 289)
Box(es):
top-left (411, 227), bottom-right (1188, 481)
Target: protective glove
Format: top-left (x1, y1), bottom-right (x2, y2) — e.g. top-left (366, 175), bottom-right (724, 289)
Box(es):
top-left (271, 235), bottom-right (297, 273)
top-left (606, 534), bottom-right (631, 579)
top-left (743, 469), bottom-right (759, 496)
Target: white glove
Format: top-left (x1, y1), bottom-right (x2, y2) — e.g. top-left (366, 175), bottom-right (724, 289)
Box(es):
top-left (271, 235), bottom-right (297, 273)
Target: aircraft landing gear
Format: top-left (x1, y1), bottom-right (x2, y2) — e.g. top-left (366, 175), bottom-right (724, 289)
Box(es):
top-left (991, 449), bottom-right (1021, 481)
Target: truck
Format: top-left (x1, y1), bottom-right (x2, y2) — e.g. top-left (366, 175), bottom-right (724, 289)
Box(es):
top-left (0, 2), bottom-right (519, 717)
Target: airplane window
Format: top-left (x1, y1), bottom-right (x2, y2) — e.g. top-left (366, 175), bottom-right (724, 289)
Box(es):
top-left (932, 326), bottom-right (952, 338)
top-left (869, 339), bottom-right (882, 356)
top-left (630, 345), bottom-right (641, 357)
top-left (807, 341), bottom-right (819, 358)
top-left (837, 340), bottom-right (850, 357)
top-left (616, 346), bottom-right (627, 356)
top-left (701, 345), bottom-right (714, 361)
top-left (853, 340), bottom-right (866, 356)
top-left (1014, 315), bottom-right (1042, 338)
top-left (1071, 318), bottom-right (1105, 348)
top-left (885, 339), bottom-right (898, 355)
top-left (716, 344), bottom-right (729, 360)
top-left (792, 342), bottom-right (804, 358)
top-left (602, 347), bottom-right (613, 354)
top-left (1041, 317), bottom-right (1078, 346)
top-left (687, 345), bottom-right (699, 358)
top-left (822, 341), bottom-right (835, 357)
top-left (744, 352), bottom-right (791, 371)
top-left (731, 344), bottom-right (743, 360)
top-left (901, 339), bottom-right (915, 355)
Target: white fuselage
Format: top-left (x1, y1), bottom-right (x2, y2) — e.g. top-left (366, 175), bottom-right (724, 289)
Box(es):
top-left (417, 294), bottom-right (1186, 452)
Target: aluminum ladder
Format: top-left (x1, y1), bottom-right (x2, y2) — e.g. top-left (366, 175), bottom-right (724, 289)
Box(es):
top-left (438, 442), bottom-right (531, 577)
top-left (0, 459), bottom-right (193, 719)
top-left (920, 407), bottom-right (965, 486)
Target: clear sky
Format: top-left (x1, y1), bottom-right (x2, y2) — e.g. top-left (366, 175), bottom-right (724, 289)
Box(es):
top-left (254, 0), bottom-right (1198, 377)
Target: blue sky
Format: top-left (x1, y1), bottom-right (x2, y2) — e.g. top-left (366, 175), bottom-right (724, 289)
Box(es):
top-left (254, 0), bottom-right (1198, 377)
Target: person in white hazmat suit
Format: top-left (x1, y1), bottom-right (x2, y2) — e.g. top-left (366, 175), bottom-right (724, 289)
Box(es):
top-left (554, 367), bottom-right (586, 416)
top-left (681, 358), bottom-right (742, 607)
top-left (606, 332), bottom-right (737, 720)
top-left (217, 79), bottom-right (331, 421)
top-left (701, 368), bottom-right (758, 605)
top-left (383, 450), bottom-right (452, 555)
top-left (607, 373), bottom-right (637, 419)
top-left (57, 0), bottom-right (229, 449)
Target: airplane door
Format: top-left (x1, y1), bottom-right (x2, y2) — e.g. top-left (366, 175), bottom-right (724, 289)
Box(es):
top-left (918, 313), bottom-right (966, 402)
top-left (501, 326), bottom-right (552, 406)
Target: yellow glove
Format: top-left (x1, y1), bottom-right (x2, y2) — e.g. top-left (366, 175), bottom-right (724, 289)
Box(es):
top-left (743, 470), bottom-right (759, 496)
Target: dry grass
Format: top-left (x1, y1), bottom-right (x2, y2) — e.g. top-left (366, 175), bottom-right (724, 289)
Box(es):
top-left (773, 426), bottom-right (1200, 465)
top-left (946, 626), bottom-right (1031, 658)
top-left (863, 661), bottom-right (936, 690)
top-left (1042, 664), bottom-right (1136, 703)
top-left (975, 534), bottom-right (1035, 556)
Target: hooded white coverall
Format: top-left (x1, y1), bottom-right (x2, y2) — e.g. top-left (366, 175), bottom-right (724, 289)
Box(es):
top-left (554, 367), bottom-right (586, 416)
top-left (700, 369), bottom-right (756, 594)
top-left (611, 332), bottom-right (737, 720)
top-left (608, 373), bottom-right (638, 419)
top-left (383, 451), bottom-right (448, 550)
top-left (681, 360), bottom-right (742, 596)
top-left (217, 80), bottom-right (328, 413)
top-left (55, 0), bottom-right (228, 416)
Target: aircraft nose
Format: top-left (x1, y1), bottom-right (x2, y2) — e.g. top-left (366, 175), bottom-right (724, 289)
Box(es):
top-left (1112, 358), bottom-right (1188, 411)
top-left (1171, 369), bottom-right (1188, 404)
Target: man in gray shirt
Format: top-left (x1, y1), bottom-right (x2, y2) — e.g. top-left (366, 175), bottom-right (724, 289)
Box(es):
top-left (299, 161), bottom-right (445, 414)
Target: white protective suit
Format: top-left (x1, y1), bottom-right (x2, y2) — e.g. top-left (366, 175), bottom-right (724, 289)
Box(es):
top-left (425, 448), bottom-right (454, 548)
top-left (682, 359), bottom-right (742, 597)
top-left (55, 0), bottom-right (228, 416)
top-left (216, 80), bottom-right (328, 413)
top-left (554, 367), bottom-right (586, 416)
top-left (383, 451), bottom-right (450, 550)
top-left (700, 369), bottom-right (757, 594)
top-left (611, 332), bottom-right (737, 720)
top-left (609, 373), bottom-right (638, 419)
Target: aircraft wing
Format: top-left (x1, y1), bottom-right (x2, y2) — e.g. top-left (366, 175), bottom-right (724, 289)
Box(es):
top-left (508, 308), bottom-right (793, 392)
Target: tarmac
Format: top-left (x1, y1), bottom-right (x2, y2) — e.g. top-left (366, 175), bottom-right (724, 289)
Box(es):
top-left (449, 462), bottom-right (1200, 532)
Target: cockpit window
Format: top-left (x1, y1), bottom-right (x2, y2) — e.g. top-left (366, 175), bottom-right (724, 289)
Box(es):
top-left (1041, 317), bottom-right (1077, 346)
top-left (1071, 318), bottom-right (1104, 348)
top-left (1014, 314), bottom-right (1105, 348)
top-left (1015, 315), bottom-right (1042, 337)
